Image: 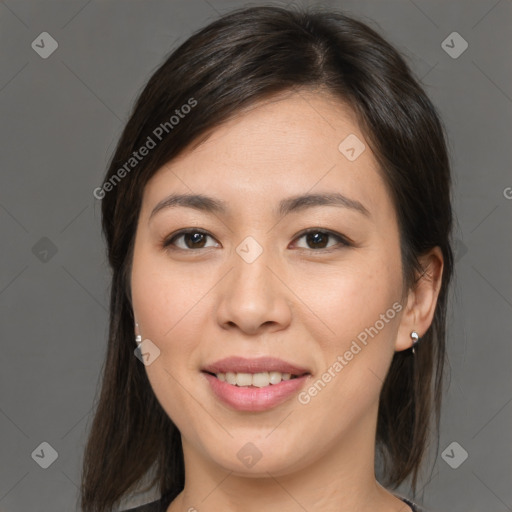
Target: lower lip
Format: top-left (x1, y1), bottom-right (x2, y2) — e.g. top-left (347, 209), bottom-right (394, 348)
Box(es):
top-left (202, 372), bottom-right (309, 412)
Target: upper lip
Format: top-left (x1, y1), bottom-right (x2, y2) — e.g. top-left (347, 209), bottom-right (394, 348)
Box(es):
top-left (202, 356), bottom-right (310, 376)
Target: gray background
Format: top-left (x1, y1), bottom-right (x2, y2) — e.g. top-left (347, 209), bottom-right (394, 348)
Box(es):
top-left (1, 0), bottom-right (511, 511)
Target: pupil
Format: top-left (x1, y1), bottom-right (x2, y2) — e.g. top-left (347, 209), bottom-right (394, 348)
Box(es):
top-left (307, 232), bottom-right (327, 249)
top-left (186, 232), bottom-right (205, 248)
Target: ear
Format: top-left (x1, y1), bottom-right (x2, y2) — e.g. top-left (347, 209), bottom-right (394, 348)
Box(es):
top-left (395, 246), bottom-right (444, 352)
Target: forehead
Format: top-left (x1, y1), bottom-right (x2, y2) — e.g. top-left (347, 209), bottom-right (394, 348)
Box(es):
top-left (141, 90), bottom-right (388, 218)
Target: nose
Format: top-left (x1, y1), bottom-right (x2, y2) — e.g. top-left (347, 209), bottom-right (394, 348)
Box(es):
top-left (215, 245), bottom-right (292, 335)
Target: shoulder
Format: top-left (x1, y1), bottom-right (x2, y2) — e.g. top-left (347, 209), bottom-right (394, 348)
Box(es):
top-left (124, 494), bottom-right (425, 512)
top-left (122, 488), bottom-right (179, 512)
top-left (122, 498), bottom-right (163, 512)
top-left (399, 495), bottom-right (427, 512)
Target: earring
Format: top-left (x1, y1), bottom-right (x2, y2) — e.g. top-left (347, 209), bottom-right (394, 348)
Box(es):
top-left (135, 322), bottom-right (142, 344)
top-left (410, 331), bottom-right (419, 354)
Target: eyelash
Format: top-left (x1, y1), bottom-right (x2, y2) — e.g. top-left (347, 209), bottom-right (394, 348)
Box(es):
top-left (161, 228), bottom-right (352, 253)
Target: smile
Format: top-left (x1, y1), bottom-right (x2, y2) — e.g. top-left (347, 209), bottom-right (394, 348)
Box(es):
top-left (202, 371), bottom-right (310, 412)
top-left (209, 371), bottom-right (301, 387)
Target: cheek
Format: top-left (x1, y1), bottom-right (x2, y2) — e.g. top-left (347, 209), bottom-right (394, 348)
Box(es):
top-left (130, 248), bottom-right (204, 426)
top-left (314, 259), bottom-right (400, 331)
top-left (130, 244), bottom-right (211, 341)
top-left (309, 256), bottom-right (402, 389)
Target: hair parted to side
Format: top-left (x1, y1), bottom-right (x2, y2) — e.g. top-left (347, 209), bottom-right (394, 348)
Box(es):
top-left (80, 5), bottom-right (453, 511)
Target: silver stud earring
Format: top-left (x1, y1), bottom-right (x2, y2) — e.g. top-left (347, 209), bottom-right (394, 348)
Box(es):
top-left (410, 331), bottom-right (419, 354)
top-left (135, 322), bottom-right (142, 344)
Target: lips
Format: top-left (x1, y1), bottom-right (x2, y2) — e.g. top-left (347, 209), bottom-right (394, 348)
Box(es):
top-left (201, 356), bottom-right (310, 376)
top-left (201, 356), bottom-right (312, 411)
top-left (202, 372), bottom-right (310, 412)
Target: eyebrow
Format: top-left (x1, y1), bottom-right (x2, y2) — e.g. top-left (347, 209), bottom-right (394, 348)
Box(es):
top-left (149, 192), bottom-right (370, 221)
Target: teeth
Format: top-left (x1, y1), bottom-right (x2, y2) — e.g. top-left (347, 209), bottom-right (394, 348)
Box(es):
top-left (269, 371), bottom-right (288, 385)
top-left (225, 372), bottom-right (237, 385)
top-left (236, 372), bottom-right (253, 387)
top-left (215, 371), bottom-right (295, 387)
top-left (254, 372), bottom-right (272, 387)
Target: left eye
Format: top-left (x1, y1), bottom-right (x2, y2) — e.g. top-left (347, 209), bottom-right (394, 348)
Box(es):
top-left (163, 229), bottom-right (350, 251)
top-left (293, 229), bottom-right (350, 251)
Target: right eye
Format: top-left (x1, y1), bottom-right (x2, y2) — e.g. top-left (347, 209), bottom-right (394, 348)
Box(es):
top-left (162, 229), bottom-right (220, 251)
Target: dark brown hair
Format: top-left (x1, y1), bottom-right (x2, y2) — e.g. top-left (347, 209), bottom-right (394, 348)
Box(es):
top-left (81, 5), bottom-right (453, 511)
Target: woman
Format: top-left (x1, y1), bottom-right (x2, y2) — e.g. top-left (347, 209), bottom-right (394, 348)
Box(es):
top-left (81, 5), bottom-right (453, 512)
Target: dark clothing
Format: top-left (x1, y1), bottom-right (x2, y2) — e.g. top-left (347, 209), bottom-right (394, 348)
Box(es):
top-left (123, 493), bottom-right (424, 511)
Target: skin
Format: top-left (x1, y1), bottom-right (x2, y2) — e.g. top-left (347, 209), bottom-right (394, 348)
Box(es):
top-left (130, 89), bottom-right (443, 512)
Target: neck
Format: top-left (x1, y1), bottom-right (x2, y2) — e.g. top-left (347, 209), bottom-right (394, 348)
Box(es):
top-left (167, 405), bottom-right (407, 512)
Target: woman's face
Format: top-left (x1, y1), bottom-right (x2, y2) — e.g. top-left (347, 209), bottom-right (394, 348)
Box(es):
top-left (131, 91), bottom-right (409, 476)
